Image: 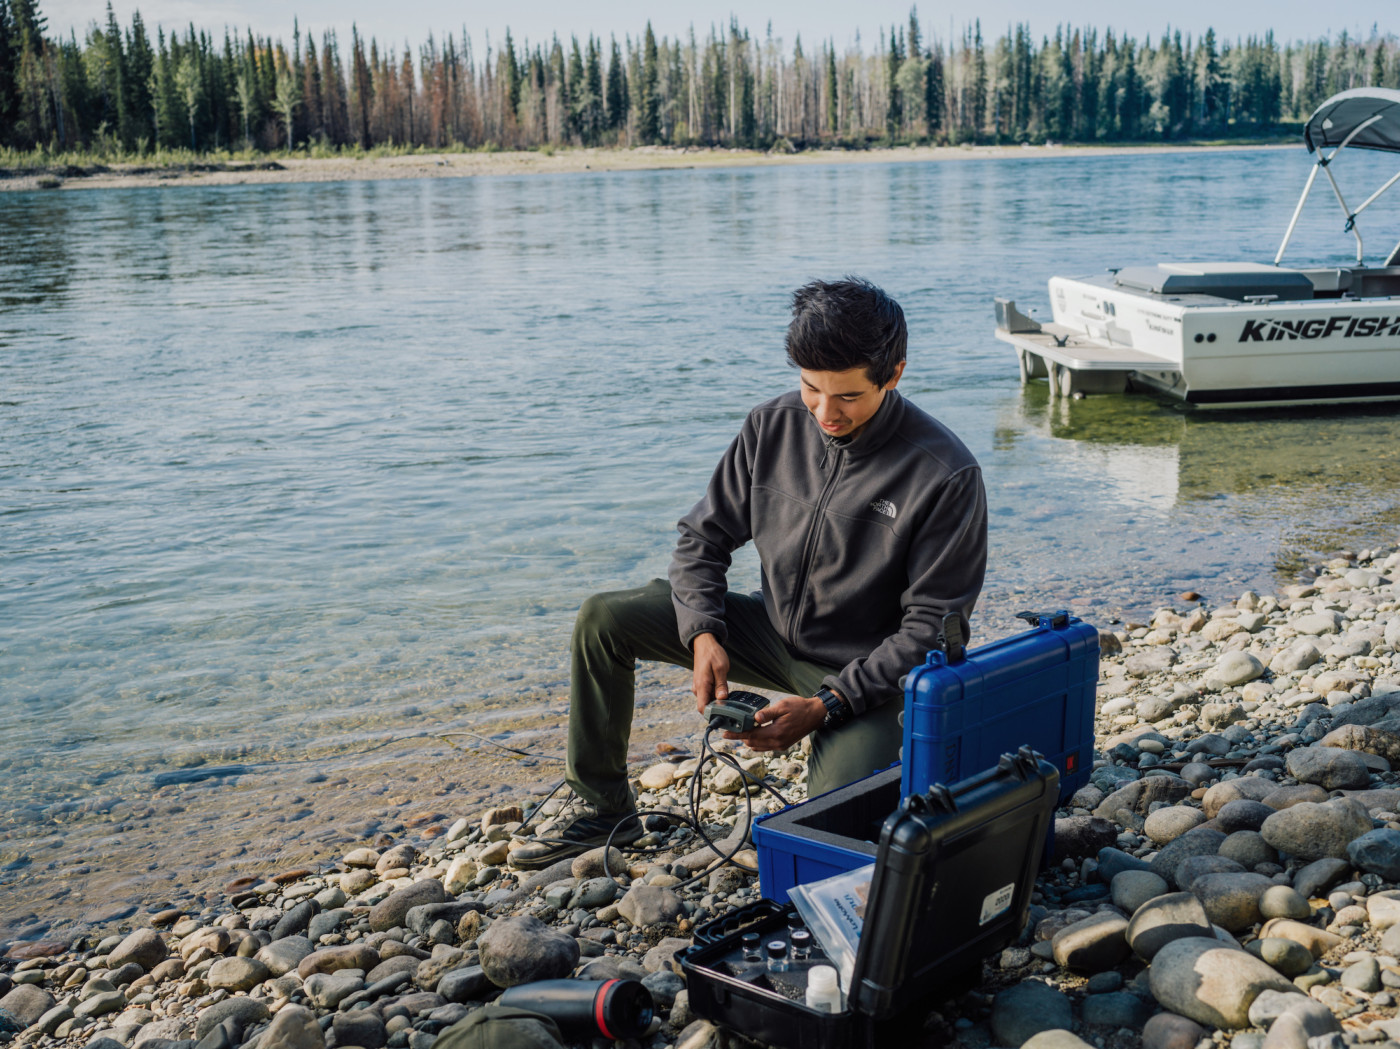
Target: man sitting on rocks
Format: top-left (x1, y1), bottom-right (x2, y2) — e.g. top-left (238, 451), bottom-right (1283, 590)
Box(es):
top-left (510, 277), bottom-right (988, 869)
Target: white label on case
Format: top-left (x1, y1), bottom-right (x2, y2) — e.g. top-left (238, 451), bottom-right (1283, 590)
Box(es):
top-left (979, 883), bottom-right (1015, 925)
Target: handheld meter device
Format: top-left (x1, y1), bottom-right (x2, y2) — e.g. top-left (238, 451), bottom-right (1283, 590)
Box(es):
top-left (705, 690), bottom-right (770, 734)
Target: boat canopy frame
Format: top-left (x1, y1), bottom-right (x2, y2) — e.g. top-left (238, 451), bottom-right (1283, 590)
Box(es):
top-left (1276, 87), bottom-right (1400, 268)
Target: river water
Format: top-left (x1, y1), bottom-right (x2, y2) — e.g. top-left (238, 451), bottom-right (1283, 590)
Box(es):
top-left (4, 147), bottom-right (1400, 940)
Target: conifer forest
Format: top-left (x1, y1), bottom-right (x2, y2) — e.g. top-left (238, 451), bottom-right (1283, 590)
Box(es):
top-left (0, 0), bottom-right (1395, 157)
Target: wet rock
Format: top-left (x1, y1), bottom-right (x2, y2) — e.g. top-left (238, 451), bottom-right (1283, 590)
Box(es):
top-left (477, 916), bottom-right (579, 988)
top-left (1148, 937), bottom-right (1294, 1028)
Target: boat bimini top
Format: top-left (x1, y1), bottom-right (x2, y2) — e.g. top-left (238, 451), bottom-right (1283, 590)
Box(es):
top-left (1279, 87), bottom-right (1400, 267)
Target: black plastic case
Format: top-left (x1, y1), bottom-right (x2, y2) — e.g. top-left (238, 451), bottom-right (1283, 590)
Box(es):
top-left (679, 749), bottom-right (1060, 1049)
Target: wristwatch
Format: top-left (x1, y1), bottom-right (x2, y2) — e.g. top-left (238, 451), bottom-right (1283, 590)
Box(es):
top-left (816, 686), bottom-right (853, 731)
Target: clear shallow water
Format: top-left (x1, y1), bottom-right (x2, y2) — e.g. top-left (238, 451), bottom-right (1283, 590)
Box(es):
top-left (5, 147), bottom-right (1400, 936)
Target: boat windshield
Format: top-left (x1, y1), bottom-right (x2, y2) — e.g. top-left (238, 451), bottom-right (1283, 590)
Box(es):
top-left (1278, 88), bottom-right (1400, 266)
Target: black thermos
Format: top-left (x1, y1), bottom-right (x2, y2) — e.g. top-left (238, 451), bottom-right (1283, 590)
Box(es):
top-left (496, 979), bottom-right (654, 1039)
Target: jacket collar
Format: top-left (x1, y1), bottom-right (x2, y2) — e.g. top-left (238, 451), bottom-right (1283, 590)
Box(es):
top-left (841, 388), bottom-right (904, 458)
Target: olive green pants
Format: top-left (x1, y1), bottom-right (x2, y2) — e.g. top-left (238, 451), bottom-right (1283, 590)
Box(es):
top-left (566, 578), bottom-right (903, 813)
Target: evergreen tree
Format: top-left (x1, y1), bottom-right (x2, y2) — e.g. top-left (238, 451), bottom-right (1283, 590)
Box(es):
top-left (605, 35), bottom-right (626, 130)
top-left (0, 1), bottom-right (16, 145)
top-left (583, 35), bottom-right (603, 142)
top-left (124, 12), bottom-right (153, 148)
top-left (566, 36), bottom-right (583, 140)
top-left (639, 22), bottom-right (659, 143)
top-left (925, 45), bottom-right (943, 137)
top-left (970, 19), bottom-right (986, 139)
top-left (824, 43), bottom-right (837, 134)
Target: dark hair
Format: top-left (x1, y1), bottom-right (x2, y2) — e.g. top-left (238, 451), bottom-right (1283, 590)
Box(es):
top-left (784, 277), bottom-right (907, 387)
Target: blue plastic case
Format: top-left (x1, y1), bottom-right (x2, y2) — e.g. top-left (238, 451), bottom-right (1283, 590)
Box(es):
top-left (901, 610), bottom-right (1099, 803)
top-left (753, 612), bottom-right (1098, 904)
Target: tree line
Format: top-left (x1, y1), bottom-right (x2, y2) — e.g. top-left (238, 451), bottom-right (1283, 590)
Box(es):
top-left (1, 0), bottom-right (1397, 157)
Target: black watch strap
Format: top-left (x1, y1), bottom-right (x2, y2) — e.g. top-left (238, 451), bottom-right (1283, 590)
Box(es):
top-left (817, 686), bottom-right (853, 730)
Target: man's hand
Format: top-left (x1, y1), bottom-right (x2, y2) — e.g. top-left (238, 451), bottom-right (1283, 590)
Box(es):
top-left (727, 694), bottom-right (826, 752)
top-left (691, 632), bottom-right (731, 713)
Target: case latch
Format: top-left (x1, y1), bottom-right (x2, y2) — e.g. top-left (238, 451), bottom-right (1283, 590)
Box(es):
top-left (1016, 609), bottom-right (1071, 630)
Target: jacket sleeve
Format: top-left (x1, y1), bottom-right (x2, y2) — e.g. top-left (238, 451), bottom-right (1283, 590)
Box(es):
top-left (824, 464), bottom-right (988, 715)
top-left (668, 415), bottom-right (758, 648)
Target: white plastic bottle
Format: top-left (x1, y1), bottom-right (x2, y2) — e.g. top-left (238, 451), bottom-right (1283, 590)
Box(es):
top-left (804, 965), bottom-right (842, 1013)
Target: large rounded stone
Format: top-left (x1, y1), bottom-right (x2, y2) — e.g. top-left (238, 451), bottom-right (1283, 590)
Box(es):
top-left (1246, 937), bottom-right (1314, 977)
top-left (989, 980), bottom-right (1073, 1046)
top-left (194, 997), bottom-right (271, 1040)
top-left (369, 879), bottom-right (450, 933)
top-left (1145, 806), bottom-right (1207, 845)
top-left (0, 985), bottom-right (55, 1027)
top-left (296, 943), bottom-right (380, 980)
top-left (1141, 1012), bottom-right (1209, 1049)
top-left (1202, 776), bottom-right (1277, 818)
top-left (1176, 854), bottom-right (1245, 892)
top-left (1218, 831), bottom-right (1277, 870)
top-left (1112, 870), bottom-right (1169, 914)
top-left (1348, 828), bottom-right (1400, 880)
top-left (1150, 827), bottom-right (1227, 888)
top-left (1079, 992), bottom-right (1152, 1029)
top-left (1319, 724), bottom-right (1400, 765)
top-left (1259, 886), bottom-right (1311, 921)
top-left (258, 1004), bottom-right (325, 1049)
top-left (107, 930), bottom-right (169, 973)
top-left (1125, 892), bottom-right (1214, 960)
top-left (255, 936), bottom-right (313, 977)
top-left (1051, 912), bottom-right (1130, 972)
top-left (1096, 776), bottom-right (1192, 823)
top-left (1053, 816), bottom-right (1120, 860)
top-left (1260, 797), bottom-right (1374, 860)
top-left (1255, 919), bottom-right (1343, 959)
top-left (1261, 785), bottom-right (1329, 811)
top-left (1215, 801), bottom-right (1274, 834)
top-left (1148, 937), bottom-right (1294, 1029)
top-left (616, 885), bottom-right (686, 927)
top-left (272, 900), bottom-right (318, 941)
top-left (1292, 857), bottom-right (1350, 898)
top-left (1191, 872), bottom-right (1273, 932)
top-left (1209, 651), bottom-right (1264, 688)
top-left (477, 915), bottom-right (579, 988)
top-left (207, 956), bottom-right (270, 992)
top-left (1285, 747), bottom-right (1371, 791)
top-left (1023, 1032), bottom-right (1096, 1049)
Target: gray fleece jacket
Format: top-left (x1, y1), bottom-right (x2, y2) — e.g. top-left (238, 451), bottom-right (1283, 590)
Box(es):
top-left (668, 388), bottom-right (987, 715)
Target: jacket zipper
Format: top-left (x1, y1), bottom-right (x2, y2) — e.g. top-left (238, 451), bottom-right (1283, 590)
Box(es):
top-left (787, 444), bottom-right (844, 642)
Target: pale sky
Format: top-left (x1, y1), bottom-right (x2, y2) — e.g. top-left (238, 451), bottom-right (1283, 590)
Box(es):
top-left (39, 0), bottom-right (1394, 53)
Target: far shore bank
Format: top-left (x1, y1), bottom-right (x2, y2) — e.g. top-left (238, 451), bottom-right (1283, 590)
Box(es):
top-left (0, 141), bottom-right (1290, 193)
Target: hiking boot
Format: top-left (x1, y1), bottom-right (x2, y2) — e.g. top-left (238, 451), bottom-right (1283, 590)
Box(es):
top-left (508, 798), bottom-right (643, 871)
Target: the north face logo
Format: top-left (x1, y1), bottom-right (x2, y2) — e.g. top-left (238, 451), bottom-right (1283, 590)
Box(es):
top-left (870, 498), bottom-right (897, 518)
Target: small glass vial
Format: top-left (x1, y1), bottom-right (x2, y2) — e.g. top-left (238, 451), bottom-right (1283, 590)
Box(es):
top-left (765, 940), bottom-right (788, 972)
top-left (741, 932), bottom-right (762, 962)
top-left (805, 964), bottom-right (842, 1013)
top-left (789, 929), bottom-right (812, 967)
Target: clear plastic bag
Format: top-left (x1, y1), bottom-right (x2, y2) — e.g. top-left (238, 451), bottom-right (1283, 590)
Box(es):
top-left (787, 862), bottom-right (873, 994)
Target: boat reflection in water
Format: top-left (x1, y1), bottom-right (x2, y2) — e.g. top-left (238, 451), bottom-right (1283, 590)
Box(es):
top-left (993, 386), bottom-right (1400, 576)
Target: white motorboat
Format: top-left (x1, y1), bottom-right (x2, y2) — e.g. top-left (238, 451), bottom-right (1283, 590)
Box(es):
top-left (995, 88), bottom-right (1400, 409)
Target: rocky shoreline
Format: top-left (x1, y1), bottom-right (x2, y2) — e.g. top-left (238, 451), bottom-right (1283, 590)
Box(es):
top-left (4, 541), bottom-right (1400, 1049)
